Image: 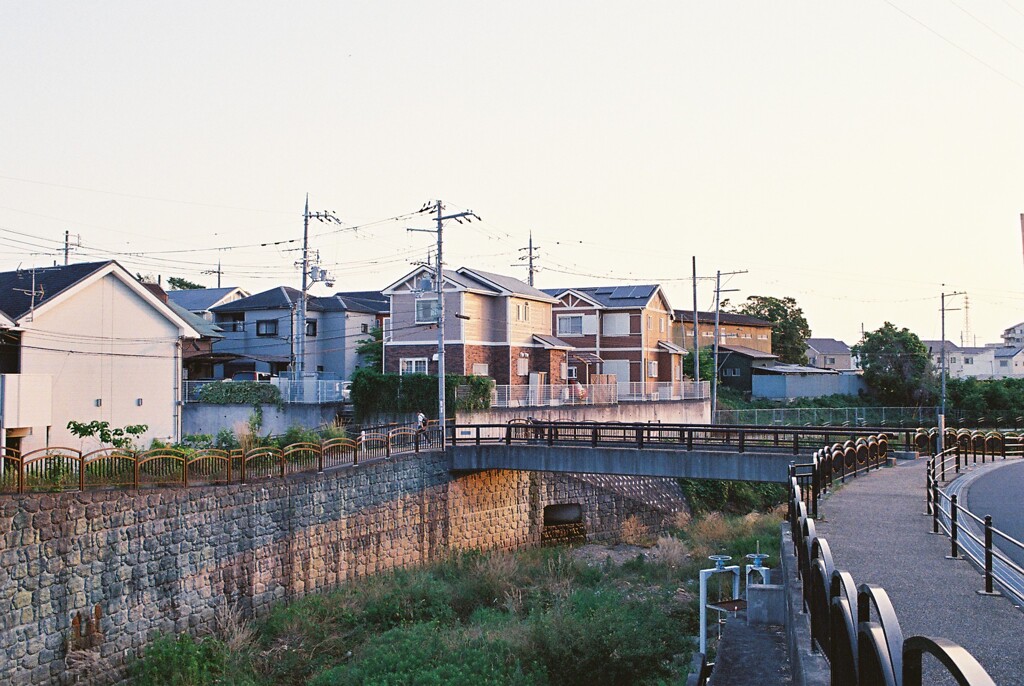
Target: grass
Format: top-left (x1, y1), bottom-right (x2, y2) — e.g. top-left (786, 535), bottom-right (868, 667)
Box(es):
top-left (131, 510), bottom-right (784, 685)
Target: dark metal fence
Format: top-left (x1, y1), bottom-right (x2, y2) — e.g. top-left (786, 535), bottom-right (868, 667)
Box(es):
top-left (787, 461), bottom-right (996, 685)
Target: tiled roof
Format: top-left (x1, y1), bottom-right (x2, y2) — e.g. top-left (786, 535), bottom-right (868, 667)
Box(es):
top-left (458, 268), bottom-right (558, 302)
top-left (166, 301), bottom-right (223, 338)
top-left (544, 285), bottom-right (660, 309)
top-left (806, 338), bottom-right (851, 355)
top-left (0, 261), bottom-right (111, 320)
top-left (720, 344), bottom-right (778, 360)
top-left (673, 310), bottom-right (772, 327)
top-left (921, 340), bottom-right (961, 354)
top-left (533, 334), bottom-right (573, 349)
top-left (335, 291), bottom-right (389, 314)
top-left (166, 287), bottom-right (244, 312)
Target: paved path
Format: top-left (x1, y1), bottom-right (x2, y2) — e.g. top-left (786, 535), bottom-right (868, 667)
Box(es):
top-left (813, 458), bottom-right (1024, 686)
top-left (965, 460), bottom-right (1024, 572)
top-left (708, 613), bottom-right (792, 686)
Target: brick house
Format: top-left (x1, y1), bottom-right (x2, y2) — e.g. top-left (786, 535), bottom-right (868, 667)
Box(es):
top-left (383, 267), bottom-right (570, 385)
top-left (673, 310), bottom-right (773, 354)
top-left (541, 285), bottom-right (686, 388)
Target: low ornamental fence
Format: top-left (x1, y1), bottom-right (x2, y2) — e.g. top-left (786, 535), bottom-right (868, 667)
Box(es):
top-left (717, 406), bottom-right (939, 429)
top-left (484, 380), bottom-right (710, 409)
top-left (788, 452), bottom-right (996, 685)
top-left (0, 423), bottom-right (441, 495)
top-left (924, 429), bottom-right (1024, 605)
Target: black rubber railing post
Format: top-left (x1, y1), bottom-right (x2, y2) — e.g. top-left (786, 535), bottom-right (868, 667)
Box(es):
top-left (932, 479), bottom-right (940, 534)
top-left (949, 494), bottom-right (959, 559)
top-left (983, 515), bottom-right (996, 595)
top-left (738, 431), bottom-right (746, 453)
top-left (812, 463), bottom-right (820, 519)
top-left (955, 445), bottom-right (960, 474)
top-left (687, 430), bottom-right (693, 451)
top-left (793, 434), bottom-right (800, 455)
top-left (925, 465), bottom-right (933, 516)
top-left (940, 452), bottom-right (946, 482)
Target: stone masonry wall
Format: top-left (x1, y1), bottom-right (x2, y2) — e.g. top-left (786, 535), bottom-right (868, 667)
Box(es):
top-left (0, 453), bottom-right (685, 685)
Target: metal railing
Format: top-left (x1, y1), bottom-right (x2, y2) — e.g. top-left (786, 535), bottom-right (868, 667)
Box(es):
top-left (716, 406), bottom-right (939, 428)
top-left (183, 378), bottom-right (349, 404)
top-left (486, 381), bottom-right (709, 409)
top-left (787, 464), bottom-right (996, 685)
top-left (925, 430), bottom-right (1024, 604)
top-left (0, 423), bottom-right (440, 494)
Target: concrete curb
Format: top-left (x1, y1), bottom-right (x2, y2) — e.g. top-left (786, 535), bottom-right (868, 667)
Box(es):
top-left (780, 525), bottom-right (829, 686)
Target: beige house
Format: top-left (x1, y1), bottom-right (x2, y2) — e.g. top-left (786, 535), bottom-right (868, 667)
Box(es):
top-left (0, 261), bottom-right (200, 455)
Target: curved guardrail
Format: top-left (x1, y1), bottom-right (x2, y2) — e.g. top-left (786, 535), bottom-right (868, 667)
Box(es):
top-left (788, 466), bottom-right (996, 685)
top-left (923, 429), bottom-right (1024, 604)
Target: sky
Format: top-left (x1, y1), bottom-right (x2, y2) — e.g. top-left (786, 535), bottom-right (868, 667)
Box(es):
top-left (3, 1), bottom-right (1024, 347)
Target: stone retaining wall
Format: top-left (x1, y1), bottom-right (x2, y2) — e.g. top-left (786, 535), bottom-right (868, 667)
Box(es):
top-left (0, 452), bottom-right (685, 685)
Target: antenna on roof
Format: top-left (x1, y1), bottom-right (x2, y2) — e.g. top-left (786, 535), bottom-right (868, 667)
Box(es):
top-left (14, 268), bottom-right (45, 322)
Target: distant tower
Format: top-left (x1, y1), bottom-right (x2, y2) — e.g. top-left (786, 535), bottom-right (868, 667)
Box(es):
top-left (962, 294), bottom-right (971, 347)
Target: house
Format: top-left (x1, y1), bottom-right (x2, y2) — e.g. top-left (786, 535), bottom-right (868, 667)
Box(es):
top-left (543, 285), bottom-right (686, 388)
top-left (166, 286), bottom-right (249, 321)
top-left (716, 345), bottom-right (779, 394)
top-left (384, 267), bottom-right (570, 385)
top-left (957, 347), bottom-right (995, 379)
top-left (673, 311), bottom-right (773, 354)
top-left (209, 287), bottom-right (384, 380)
top-left (993, 346), bottom-right (1024, 379)
top-left (805, 338), bottom-right (856, 370)
top-left (0, 261), bottom-right (201, 453)
top-left (143, 283), bottom-right (226, 380)
top-left (1002, 322), bottom-right (1024, 347)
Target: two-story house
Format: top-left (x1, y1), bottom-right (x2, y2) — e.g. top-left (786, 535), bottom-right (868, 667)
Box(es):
top-left (209, 286), bottom-right (385, 380)
top-left (0, 261), bottom-right (200, 453)
top-left (542, 285), bottom-right (686, 390)
top-left (384, 267), bottom-right (570, 385)
top-left (805, 338), bottom-right (856, 370)
top-left (673, 311), bottom-right (773, 354)
top-left (166, 286), bottom-right (249, 322)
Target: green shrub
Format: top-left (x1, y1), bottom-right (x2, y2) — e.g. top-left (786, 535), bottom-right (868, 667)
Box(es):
top-left (679, 479), bottom-right (785, 515)
top-left (275, 424), bottom-right (321, 448)
top-left (349, 368), bottom-right (492, 421)
top-left (197, 381), bottom-right (282, 406)
top-left (129, 633), bottom-right (230, 686)
top-left (360, 570), bottom-right (455, 630)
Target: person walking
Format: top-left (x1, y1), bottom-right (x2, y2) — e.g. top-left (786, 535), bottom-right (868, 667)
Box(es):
top-left (416, 411), bottom-right (431, 446)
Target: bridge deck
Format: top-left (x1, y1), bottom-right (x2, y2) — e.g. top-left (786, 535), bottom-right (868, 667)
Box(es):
top-left (813, 458), bottom-right (1024, 686)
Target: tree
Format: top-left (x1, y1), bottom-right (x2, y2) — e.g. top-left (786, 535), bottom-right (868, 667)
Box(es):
top-left (167, 276), bottom-right (205, 290)
top-left (733, 295), bottom-right (811, 364)
top-left (355, 326), bottom-right (383, 369)
top-left (683, 347), bottom-right (715, 382)
top-left (852, 322), bottom-right (936, 406)
top-left (66, 420), bottom-right (148, 450)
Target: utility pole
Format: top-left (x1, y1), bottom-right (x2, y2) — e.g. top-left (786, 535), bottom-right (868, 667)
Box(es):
top-left (408, 200), bottom-right (480, 451)
top-left (63, 231), bottom-right (79, 265)
top-left (296, 194), bottom-right (340, 379)
top-left (514, 232), bottom-right (540, 286)
top-left (692, 257), bottom-right (700, 382)
top-left (940, 289), bottom-right (964, 452)
top-left (711, 269), bottom-right (746, 422)
top-left (203, 259), bottom-right (224, 288)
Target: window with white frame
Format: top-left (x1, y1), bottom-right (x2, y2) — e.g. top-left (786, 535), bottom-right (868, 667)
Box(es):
top-left (647, 315), bottom-right (652, 330)
top-left (566, 364), bottom-right (577, 379)
top-left (659, 318), bottom-right (665, 333)
top-left (724, 367), bottom-right (741, 377)
top-left (826, 356), bottom-right (836, 365)
top-left (256, 320), bottom-right (277, 336)
top-left (361, 323), bottom-right (369, 333)
top-left (305, 319), bottom-right (317, 337)
top-left (757, 334), bottom-right (768, 340)
top-left (965, 357), bottom-right (974, 364)
top-left (557, 314), bottom-right (583, 336)
top-left (517, 357), bottom-right (529, 376)
top-left (472, 363), bottom-right (489, 376)
top-left (415, 298), bottom-right (440, 324)
top-left (648, 360), bottom-right (658, 377)
top-left (515, 302), bottom-right (530, 322)
top-left (400, 358), bottom-right (428, 375)
top-left (1000, 360), bottom-right (1009, 368)
top-left (949, 357), bottom-right (957, 364)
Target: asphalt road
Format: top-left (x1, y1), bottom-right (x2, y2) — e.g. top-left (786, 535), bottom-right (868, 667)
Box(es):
top-left (965, 460), bottom-right (1024, 571)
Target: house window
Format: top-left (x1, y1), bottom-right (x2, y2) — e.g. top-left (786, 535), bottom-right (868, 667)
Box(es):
top-left (703, 330), bottom-right (714, 337)
top-left (647, 315), bottom-right (652, 330)
top-left (415, 298), bottom-right (440, 324)
top-left (515, 302), bottom-right (530, 322)
top-left (826, 356), bottom-right (836, 365)
top-left (400, 358), bottom-right (428, 375)
top-left (949, 357), bottom-right (957, 364)
top-left (724, 368), bottom-right (740, 377)
top-left (659, 318), bottom-right (665, 333)
top-left (965, 357), bottom-right (974, 364)
top-left (305, 320), bottom-right (317, 337)
top-left (256, 320), bottom-right (277, 336)
top-left (757, 334), bottom-right (768, 340)
top-left (603, 313), bottom-right (629, 336)
top-left (517, 357), bottom-right (529, 376)
top-left (1000, 360), bottom-right (1009, 368)
top-left (743, 333), bottom-right (751, 339)
top-left (472, 363), bottom-right (489, 376)
top-left (557, 315), bottom-right (583, 336)
top-left (648, 361), bottom-right (658, 377)
top-left (361, 323), bottom-right (369, 334)
top-left (565, 364), bottom-right (576, 379)
top-left (218, 314), bottom-right (245, 332)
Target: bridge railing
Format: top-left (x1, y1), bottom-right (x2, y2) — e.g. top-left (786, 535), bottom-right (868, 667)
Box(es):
top-left (451, 420), bottom-right (905, 455)
top-left (787, 467), bottom-right (996, 685)
top-left (924, 430), bottom-right (1024, 605)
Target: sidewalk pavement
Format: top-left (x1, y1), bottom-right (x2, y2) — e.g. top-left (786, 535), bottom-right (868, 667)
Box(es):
top-left (813, 458), bottom-right (1024, 686)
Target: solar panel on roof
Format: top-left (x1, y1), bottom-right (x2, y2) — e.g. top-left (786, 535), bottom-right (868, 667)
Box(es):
top-left (634, 285), bottom-right (655, 299)
top-left (595, 287), bottom-right (614, 295)
top-left (610, 286), bottom-right (634, 299)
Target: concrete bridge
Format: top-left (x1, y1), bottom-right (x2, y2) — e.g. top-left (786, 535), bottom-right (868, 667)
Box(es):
top-left (447, 420), bottom-right (900, 483)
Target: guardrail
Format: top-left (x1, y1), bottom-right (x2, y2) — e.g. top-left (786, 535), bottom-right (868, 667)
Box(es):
top-left (925, 430), bottom-right (1024, 604)
top-left (183, 379), bottom-right (349, 404)
top-left (787, 458), bottom-right (996, 685)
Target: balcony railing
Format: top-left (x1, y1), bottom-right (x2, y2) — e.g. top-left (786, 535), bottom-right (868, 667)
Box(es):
top-left (485, 381), bottom-right (708, 409)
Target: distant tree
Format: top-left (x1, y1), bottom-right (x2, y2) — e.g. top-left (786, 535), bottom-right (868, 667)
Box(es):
top-left (733, 295), bottom-right (811, 364)
top-left (683, 347), bottom-right (715, 382)
top-left (852, 322), bottom-right (936, 406)
top-left (167, 276), bottom-right (205, 290)
top-left (355, 326), bottom-right (383, 369)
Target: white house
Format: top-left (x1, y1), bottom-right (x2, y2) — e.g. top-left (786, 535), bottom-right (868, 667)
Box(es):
top-left (0, 261), bottom-right (200, 454)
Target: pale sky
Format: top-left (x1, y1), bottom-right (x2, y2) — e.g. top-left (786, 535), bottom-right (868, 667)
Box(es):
top-left (4, 1), bottom-right (1024, 347)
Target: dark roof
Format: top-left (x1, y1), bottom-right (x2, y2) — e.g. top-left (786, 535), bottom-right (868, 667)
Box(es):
top-left (166, 301), bottom-right (223, 338)
top-left (458, 268), bottom-right (558, 303)
top-left (720, 344), bottom-right (778, 360)
top-left (543, 285), bottom-right (660, 309)
top-left (166, 287), bottom-right (243, 312)
top-left (994, 346), bottom-right (1024, 358)
top-left (673, 310), bottom-right (772, 327)
top-left (754, 363), bottom-right (838, 375)
top-left (657, 340), bottom-right (687, 354)
top-left (806, 338), bottom-right (851, 355)
top-left (921, 340), bottom-right (961, 354)
top-left (335, 290), bottom-right (389, 314)
top-left (0, 261), bottom-right (112, 320)
top-left (532, 334), bottom-right (573, 349)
